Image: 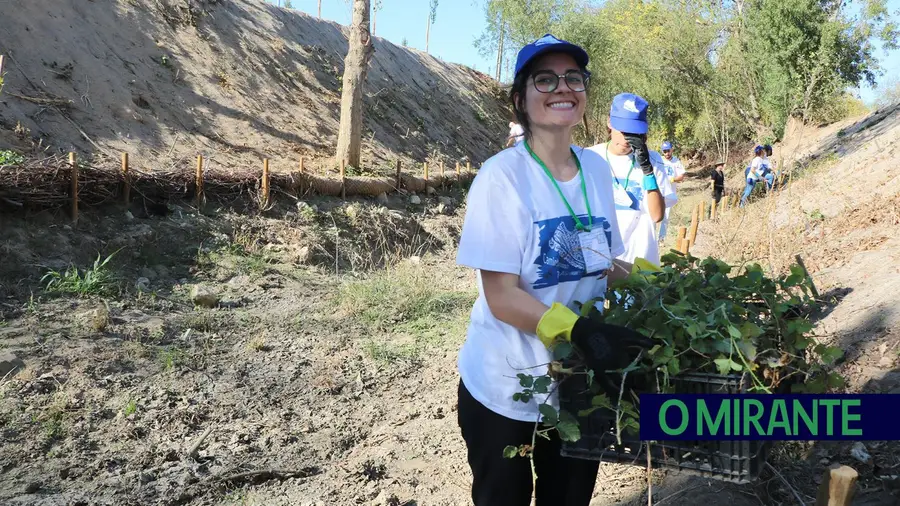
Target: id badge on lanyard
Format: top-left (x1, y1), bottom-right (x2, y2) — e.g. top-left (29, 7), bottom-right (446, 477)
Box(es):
top-left (578, 228), bottom-right (611, 272)
top-left (613, 185), bottom-right (633, 208)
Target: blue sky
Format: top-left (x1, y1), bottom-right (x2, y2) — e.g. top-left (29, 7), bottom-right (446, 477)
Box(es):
top-left (274, 0), bottom-right (899, 105)
top-left (278, 0), bottom-right (500, 76)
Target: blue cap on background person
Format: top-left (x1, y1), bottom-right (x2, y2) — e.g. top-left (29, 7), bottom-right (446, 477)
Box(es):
top-left (609, 93), bottom-right (649, 134)
top-left (661, 141), bottom-right (672, 151)
top-left (514, 33), bottom-right (590, 78)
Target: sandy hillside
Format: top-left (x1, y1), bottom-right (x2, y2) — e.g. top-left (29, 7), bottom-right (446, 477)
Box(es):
top-left (0, 0), bottom-right (510, 174)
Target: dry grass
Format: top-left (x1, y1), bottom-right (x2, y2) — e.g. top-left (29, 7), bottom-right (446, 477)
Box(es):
top-left (335, 257), bottom-right (476, 364)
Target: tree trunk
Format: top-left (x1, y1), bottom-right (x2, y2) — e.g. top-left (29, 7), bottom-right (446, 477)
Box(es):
top-left (373, 8), bottom-right (377, 36)
top-left (334, 0), bottom-right (374, 169)
top-left (426, 19), bottom-right (431, 53)
top-left (495, 18), bottom-right (504, 81)
top-left (318, 0), bottom-right (322, 18)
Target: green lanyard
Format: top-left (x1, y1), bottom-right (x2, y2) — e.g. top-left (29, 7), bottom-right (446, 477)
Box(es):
top-left (524, 140), bottom-right (593, 232)
top-left (606, 142), bottom-right (635, 190)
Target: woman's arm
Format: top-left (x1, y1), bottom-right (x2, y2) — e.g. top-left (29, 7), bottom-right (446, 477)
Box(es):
top-left (608, 259), bottom-right (634, 283)
top-left (480, 270), bottom-right (549, 334)
top-left (645, 189), bottom-right (666, 223)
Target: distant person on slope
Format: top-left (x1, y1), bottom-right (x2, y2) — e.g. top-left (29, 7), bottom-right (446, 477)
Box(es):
top-left (455, 34), bottom-right (654, 506)
top-left (762, 144), bottom-right (776, 190)
top-left (710, 161), bottom-right (726, 205)
top-left (506, 121), bottom-right (525, 147)
top-left (588, 93), bottom-right (677, 266)
top-left (740, 145), bottom-right (765, 207)
top-left (656, 140), bottom-right (685, 242)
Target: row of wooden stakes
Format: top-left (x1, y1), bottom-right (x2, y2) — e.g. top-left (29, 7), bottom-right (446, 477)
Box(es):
top-left (62, 151), bottom-right (475, 223)
top-left (672, 192), bottom-right (743, 255)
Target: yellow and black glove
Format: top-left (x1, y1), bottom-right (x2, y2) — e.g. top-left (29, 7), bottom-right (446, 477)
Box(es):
top-left (536, 303), bottom-right (654, 374)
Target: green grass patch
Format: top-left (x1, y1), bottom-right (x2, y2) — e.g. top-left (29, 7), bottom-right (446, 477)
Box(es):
top-left (41, 251), bottom-right (119, 297)
top-left (337, 261), bottom-right (476, 364)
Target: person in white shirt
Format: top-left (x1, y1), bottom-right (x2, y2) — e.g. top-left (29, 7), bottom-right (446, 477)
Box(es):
top-left (455, 34), bottom-right (654, 506)
top-left (587, 93), bottom-right (677, 266)
top-left (656, 140), bottom-right (685, 242)
top-left (506, 121), bottom-right (525, 147)
top-left (740, 145), bottom-right (765, 206)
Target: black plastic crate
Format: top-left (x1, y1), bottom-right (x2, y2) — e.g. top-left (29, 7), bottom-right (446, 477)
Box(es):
top-left (559, 371), bottom-right (785, 483)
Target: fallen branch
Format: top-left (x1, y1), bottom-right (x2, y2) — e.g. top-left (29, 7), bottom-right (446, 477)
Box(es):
top-left (7, 91), bottom-right (73, 108)
top-left (217, 468), bottom-right (320, 488)
top-left (185, 427), bottom-right (213, 460)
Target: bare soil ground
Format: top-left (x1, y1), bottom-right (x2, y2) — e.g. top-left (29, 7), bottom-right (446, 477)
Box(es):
top-left (0, 0), bottom-right (510, 175)
top-left (0, 189), bottom-right (765, 506)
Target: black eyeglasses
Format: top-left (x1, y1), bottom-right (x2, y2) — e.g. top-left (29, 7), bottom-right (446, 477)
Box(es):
top-left (531, 70), bottom-right (591, 93)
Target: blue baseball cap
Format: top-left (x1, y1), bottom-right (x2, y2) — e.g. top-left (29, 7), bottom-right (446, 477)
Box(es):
top-left (609, 93), bottom-right (649, 134)
top-left (514, 34), bottom-right (589, 78)
top-left (661, 141), bottom-right (673, 151)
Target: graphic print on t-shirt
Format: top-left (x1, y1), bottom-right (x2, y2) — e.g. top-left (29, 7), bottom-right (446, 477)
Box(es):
top-left (613, 178), bottom-right (643, 212)
top-left (531, 214), bottom-right (613, 290)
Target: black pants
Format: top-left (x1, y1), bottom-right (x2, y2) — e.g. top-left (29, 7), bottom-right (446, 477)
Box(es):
top-left (457, 380), bottom-right (600, 506)
top-left (713, 187), bottom-right (723, 204)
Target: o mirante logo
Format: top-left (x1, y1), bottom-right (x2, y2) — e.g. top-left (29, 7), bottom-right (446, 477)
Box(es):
top-left (640, 394), bottom-right (899, 441)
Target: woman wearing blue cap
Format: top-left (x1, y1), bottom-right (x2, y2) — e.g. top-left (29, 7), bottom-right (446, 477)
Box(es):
top-left (455, 34), bottom-right (655, 505)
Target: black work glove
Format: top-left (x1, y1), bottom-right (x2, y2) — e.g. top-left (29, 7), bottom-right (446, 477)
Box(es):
top-left (570, 317), bottom-right (655, 376)
top-left (623, 132), bottom-right (654, 176)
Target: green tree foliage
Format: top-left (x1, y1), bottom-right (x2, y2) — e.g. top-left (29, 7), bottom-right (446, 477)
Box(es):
top-left (476, 0), bottom-right (897, 152)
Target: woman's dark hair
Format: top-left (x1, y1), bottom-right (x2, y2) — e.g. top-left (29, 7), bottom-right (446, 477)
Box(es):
top-left (509, 62), bottom-right (535, 141)
top-left (508, 56), bottom-right (589, 143)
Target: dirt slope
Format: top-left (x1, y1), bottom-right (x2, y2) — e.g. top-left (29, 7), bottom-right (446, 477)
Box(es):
top-left (0, 0), bottom-right (509, 174)
top-left (676, 104), bottom-right (900, 503)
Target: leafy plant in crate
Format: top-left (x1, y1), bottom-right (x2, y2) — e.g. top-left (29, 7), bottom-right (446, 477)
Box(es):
top-left (504, 252), bottom-right (846, 467)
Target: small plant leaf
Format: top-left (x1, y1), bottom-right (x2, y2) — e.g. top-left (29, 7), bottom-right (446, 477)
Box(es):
top-left (503, 445), bottom-right (518, 459)
top-left (533, 376), bottom-right (551, 394)
top-left (517, 373), bottom-right (533, 388)
top-left (538, 404), bottom-right (558, 426)
top-left (553, 341), bottom-right (574, 360)
top-left (556, 420), bottom-right (581, 442)
top-left (714, 358), bottom-right (732, 375)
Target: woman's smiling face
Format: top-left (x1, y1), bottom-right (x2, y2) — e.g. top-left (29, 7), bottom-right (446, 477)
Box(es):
top-left (518, 52), bottom-right (586, 131)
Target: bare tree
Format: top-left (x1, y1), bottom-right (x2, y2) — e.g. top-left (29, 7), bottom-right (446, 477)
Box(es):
top-left (334, 0), bottom-right (375, 168)
top-left (426, 0), bottom-right (438, 53)
top-left (495, 14), bottom-right (504, 81)
top-left (372, 0), bottom-right (383, 36)
top-left (318, 0), bottom-right (322, 17)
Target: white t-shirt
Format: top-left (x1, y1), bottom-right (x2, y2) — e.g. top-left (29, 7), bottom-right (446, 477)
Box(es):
top-left (661, 155), bottom-right (685, 185)
top-left (587, 144), bottom-right (677, 266)
top-left (455, 142), bottom-right (626, 423)
top-left (748, 157), bottom-right (763, 181)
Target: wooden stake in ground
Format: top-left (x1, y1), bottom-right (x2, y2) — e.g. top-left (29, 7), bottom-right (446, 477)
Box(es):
top-left (711, 199), bottom-right (717, 220)
top-left (676, 226), bottom-right (687, 252)
top-left (121, 152), bottom-right (130, 207)
top-left (424, 161), bottom-right (429, 185)
top-left (340, 159), bottom-right (346, 199)
top-left (195, 155), bottom-right (204, 208)
top-left (700, 200), bottom-right (706, 222)
top-left (688, 205), bottom-right (699, 244)
top-left (683, 238), bottom-right (691, 255)
top-left (455, 161), bottom-right (461, 185)
top-left (815, 464), bottom-right (858, 506)
top-left (69, 152), bottom-right (78, 223)
top-left (439, 160), bottom-right (444, 188)
top-left (262, 158), bottom-right (270, 208)
top-left (395, 159), bottom-right (402, 191)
